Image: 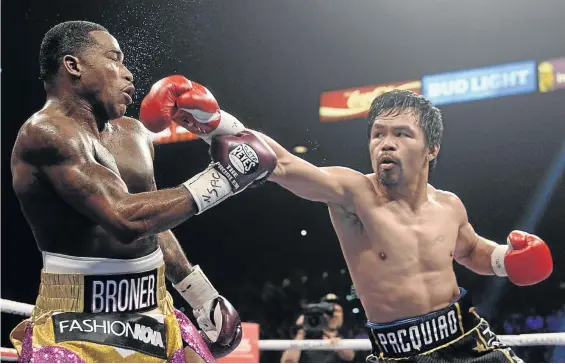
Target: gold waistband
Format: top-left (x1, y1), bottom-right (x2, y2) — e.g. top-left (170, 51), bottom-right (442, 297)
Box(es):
top-left (32, 264), bottom-right (173, 321)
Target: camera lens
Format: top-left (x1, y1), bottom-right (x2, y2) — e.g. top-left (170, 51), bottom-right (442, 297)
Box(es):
top-left (307, 315), bottom-right (320, 327)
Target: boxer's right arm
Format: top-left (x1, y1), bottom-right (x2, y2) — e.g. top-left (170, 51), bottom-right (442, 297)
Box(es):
top-left (19, 120), bottom-right (197, 244)
top-left (254, 131), bottom-right (364, 207)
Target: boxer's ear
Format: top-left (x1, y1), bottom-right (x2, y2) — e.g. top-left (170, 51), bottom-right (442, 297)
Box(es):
top-left (62, 55), bottom-right (81, 79)
top-left (428, 145), bottom-right (440, 161)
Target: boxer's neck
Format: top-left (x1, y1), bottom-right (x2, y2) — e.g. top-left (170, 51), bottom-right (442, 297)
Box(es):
top-left (46, 90), bottom-right (107, 135)
top-left (377, 171), bottom-right (429, 210)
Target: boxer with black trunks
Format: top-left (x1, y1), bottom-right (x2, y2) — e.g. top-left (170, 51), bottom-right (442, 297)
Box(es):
top-left (142, 76), bottom-right (554, 363)
top-left (10, 21), bottom-right (276, 363)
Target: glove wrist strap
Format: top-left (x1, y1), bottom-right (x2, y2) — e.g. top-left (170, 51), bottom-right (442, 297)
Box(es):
top-left (210, 110), bottom-right (246, 138)
top-left (182, 164), bottom-right (233, 214)
top-left (491, 244), bottom-right (509, 277)
top-left (191, 110), bottom-right (245, 145)
top-left (173, 265), bottom-right (219, 309)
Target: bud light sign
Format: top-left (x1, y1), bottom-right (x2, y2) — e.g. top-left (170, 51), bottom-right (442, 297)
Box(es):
top-left (422, 61), bottom-right (537, 105)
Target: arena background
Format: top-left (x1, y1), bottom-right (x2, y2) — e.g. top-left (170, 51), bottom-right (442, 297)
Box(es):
top-left (1, 0), bottom-right (564, 362)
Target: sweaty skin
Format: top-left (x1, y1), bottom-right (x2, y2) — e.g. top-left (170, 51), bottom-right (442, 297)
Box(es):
top-left (12, 29), bottom-right (204, 361)
top-left (11, 30), bottom-right (198, 265)
top-left (11, 111), bottom-right (196, 279)
top-left (256, 112), bottom-right (498, 323)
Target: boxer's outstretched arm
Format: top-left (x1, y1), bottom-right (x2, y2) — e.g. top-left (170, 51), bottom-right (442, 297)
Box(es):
top-left (16, 120), bottom-right (197, 244)
top-left (253, 131), bottom-right (363, 206)
top-left (451, 195), bottom-right (498, 275)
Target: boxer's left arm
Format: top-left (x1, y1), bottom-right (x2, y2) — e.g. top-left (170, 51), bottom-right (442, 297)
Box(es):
top-left (452, 198), bottom-right (498, 275)
top-left (158, 228), bottom-right (243, 358)
top-left (147, 134), bottom-right (242, 358)
top-left (157, 229), bottom-right (194, 284)
top-left (451, 194), bottom-right (553, 285)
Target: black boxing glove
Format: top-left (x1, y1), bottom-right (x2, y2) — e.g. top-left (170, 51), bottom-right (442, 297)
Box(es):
top-left (174, 266), bottom-right (242, 358)
top-left (182, 130), bottom-right (277, 214)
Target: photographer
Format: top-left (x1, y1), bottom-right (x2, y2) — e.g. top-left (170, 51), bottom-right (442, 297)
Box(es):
top-left (281, 294), bottom-right (355, 363)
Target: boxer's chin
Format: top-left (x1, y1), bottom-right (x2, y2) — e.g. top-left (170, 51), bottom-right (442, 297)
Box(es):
top-left (377, 171), bottom-right (400, 186)
top-left (119, 104), bottom-right (127, 116)
top-left (111, 104), bottom-right (127, 118)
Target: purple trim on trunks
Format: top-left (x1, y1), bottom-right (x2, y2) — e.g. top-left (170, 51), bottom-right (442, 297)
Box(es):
top-left (19, 322), bottom-right (34, 363)
top-left (30, 347), bottom-right (84, 363)
top-left (174, 309), bottom-right (215, 363)
top-left (19, 323), bottom-right (84, 363)
top-left (168, 348), bottom-right (186, 363)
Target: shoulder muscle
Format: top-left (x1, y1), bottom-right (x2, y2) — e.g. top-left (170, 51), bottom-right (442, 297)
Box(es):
top-left (15, 116), bottom-right (90, 168)
top-left (435, 189), bottom-right (467, 225)
top-left (113, 116), bottom-right (154, 157)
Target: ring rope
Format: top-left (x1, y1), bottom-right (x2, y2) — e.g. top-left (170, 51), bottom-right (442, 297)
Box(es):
top-left (259, 334), bottom-right (565, 351)
top-left (1, 298), bottom-right (564, 362)
top-left (1, 299), bottom-right (34, 316)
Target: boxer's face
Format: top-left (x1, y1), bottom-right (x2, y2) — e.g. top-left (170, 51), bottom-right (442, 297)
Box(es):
top-left (369, 112), bottom-right (429, 186)
top-left (76, 31), bottom-right (134, 120)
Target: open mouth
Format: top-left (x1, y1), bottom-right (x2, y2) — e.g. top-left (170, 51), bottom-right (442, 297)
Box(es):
top-left (379, 156), bottom-right (398, 169)
top-left (123, 92), bottom-right (133, 104)
top-left (380, 156), bottom-right (396, 164)
top-left (122, 85), bottom-right (135, 104)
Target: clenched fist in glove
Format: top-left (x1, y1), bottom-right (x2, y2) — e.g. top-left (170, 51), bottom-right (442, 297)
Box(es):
top-left (174, 266), bottom-right (242, 358)
top-left (139, 75), bottom-right (245, 142)
top-left (491, 230), bottom-right (553, 286)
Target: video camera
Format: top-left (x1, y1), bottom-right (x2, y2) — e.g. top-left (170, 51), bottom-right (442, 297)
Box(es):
top-left (301, 301), bottom-right (336, 333)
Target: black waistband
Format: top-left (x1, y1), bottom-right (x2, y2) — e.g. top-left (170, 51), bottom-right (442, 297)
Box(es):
top-left (366, 288), bottom-right (479, 358)
top-left (83, 269), bottom-right (159, 314)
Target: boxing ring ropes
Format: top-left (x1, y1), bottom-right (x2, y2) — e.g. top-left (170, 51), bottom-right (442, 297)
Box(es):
top-left (1, 299), bottom-right (564, 362)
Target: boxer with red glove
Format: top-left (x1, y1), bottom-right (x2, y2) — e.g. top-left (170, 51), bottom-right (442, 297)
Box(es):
top-left (491, 230), bottom-right (553, 286)
top-left (146, 82), bottom-right (554, 363)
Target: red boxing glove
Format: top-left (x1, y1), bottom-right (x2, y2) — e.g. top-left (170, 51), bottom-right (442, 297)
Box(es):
top-left (140, 76), bottom-right (244, 141)
top-left (139, 75), bottom-right (191, 132)
top-left (491, 230), bottom-right (553, 286)
top-left (139, 75), bottom-right (219, 133)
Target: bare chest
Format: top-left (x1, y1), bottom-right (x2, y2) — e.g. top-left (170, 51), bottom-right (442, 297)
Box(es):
top-left (367, 206), bottom-right (459, 263)
top-left (331, 200), bottom-right (459, 269)
top-left (94, 130), bottom-right (154, 193)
